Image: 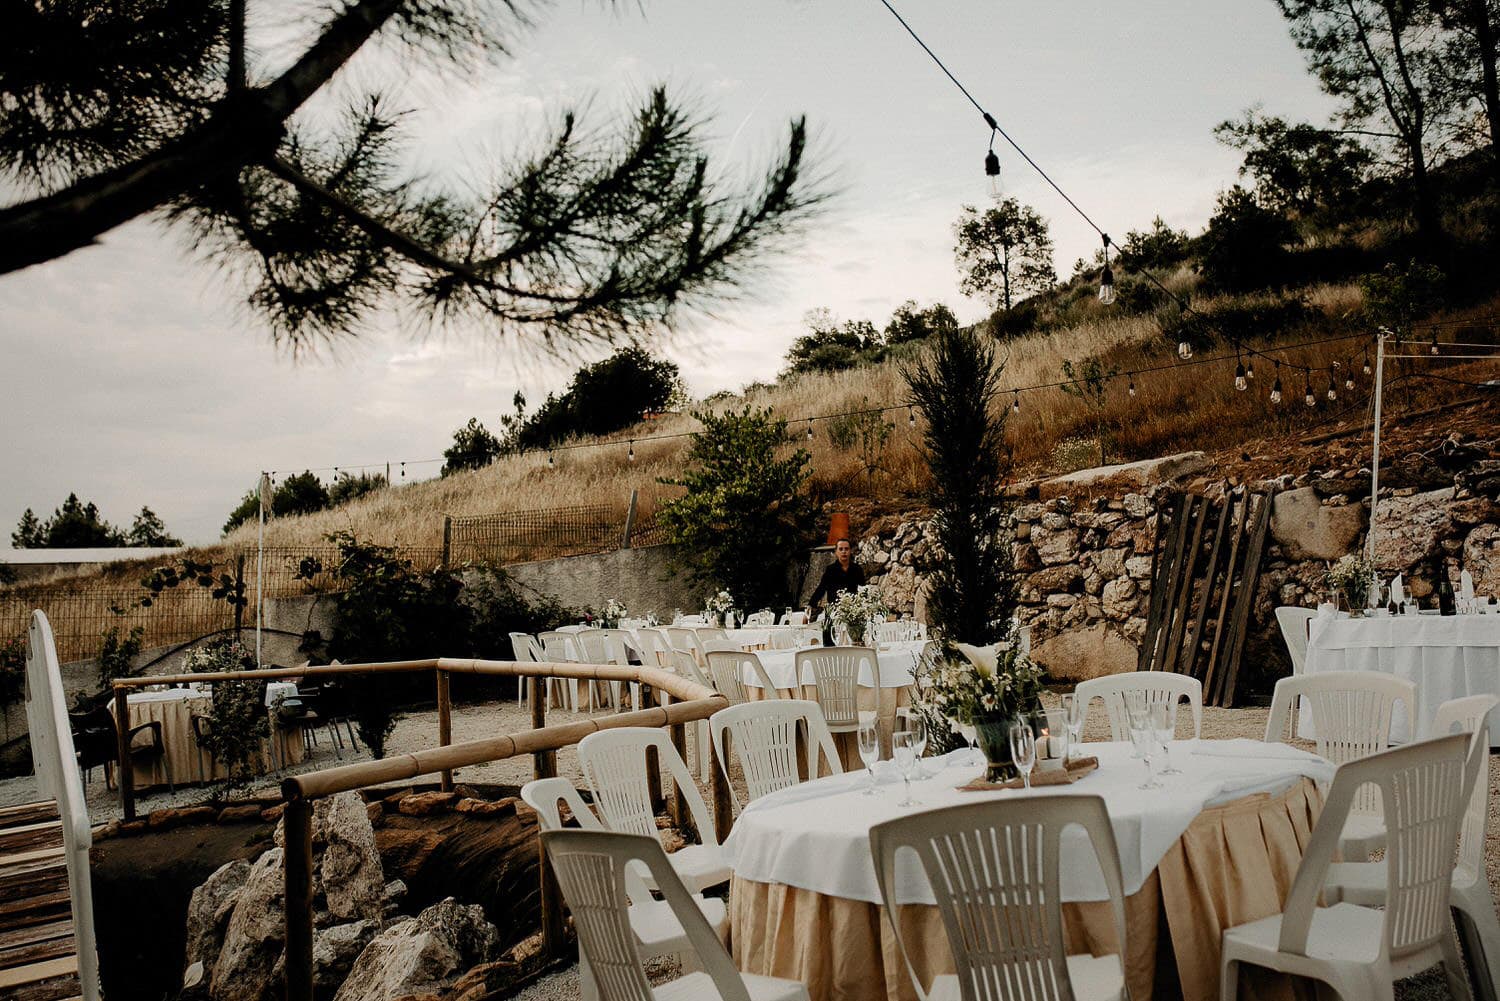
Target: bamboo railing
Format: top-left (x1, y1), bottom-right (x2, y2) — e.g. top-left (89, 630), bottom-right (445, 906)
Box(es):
top-left (116, 658), bottom-right (731, 1001)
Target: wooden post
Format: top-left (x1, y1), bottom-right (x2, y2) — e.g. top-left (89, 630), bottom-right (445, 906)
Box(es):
top-left (528, 672), bottom-right (565, 958)
top-left (667, 721), bottom-right (691, 834)
top-left (436, 669), bottom-right (453, 792)
top-left (233, 554), bottom-right (246, 638)
top-left (709, 733), bottom-right (733, 844)
top-left (643, 685), bottom-right (665, 812)
top-left (113, 686), bottom-right (135, 821)
top-left (529, 674), bottom-right (555, 780)
top-left (441, 515), bottom-right (452, 569)
top-left (283, 798), bottom-right (315, 1001)
top-left (621, 489), bottom-right (639, 550)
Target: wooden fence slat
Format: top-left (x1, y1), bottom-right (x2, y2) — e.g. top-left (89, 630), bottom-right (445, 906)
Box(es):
top-left (1216, 492), bottom-right (1274, 708)
top-left (1161, 495), bottom-right (1213, 673)
top-left (1136, 492), bottom-right (1179, 671)
top-left (1142, 493), bottom-right (1191, 671)
top-left (1202, 491), bottom-right (1249, 704)
top-left (1179, 494), bottom-right (1232, 679)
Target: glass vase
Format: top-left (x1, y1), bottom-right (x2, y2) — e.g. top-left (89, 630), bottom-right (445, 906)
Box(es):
top-left (973, 716), bottom-right (1018, 783)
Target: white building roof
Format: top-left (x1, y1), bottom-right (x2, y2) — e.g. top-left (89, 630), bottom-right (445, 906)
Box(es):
top-left (0, 547), bottom-right (185, 566)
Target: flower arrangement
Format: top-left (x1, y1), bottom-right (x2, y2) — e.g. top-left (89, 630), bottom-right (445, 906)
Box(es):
top-left (1325, 553), bottom-right (1376, 613)
top-left (923, 622), bottom-right (1044, 725)
top-left (184, 640), bottom-right (253, 674)
top-left (705, 589), bottom-right (736, 626)
top-left (602, 599), bottom-right (628, 628)
top-left (828, 584), bottom-right (889, 645)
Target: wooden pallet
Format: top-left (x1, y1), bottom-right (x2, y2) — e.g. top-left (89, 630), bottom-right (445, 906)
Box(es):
top-left (0, 801), bottom-right (79, 1001)
top-left (1138, 488), bottom-right (1274, 707)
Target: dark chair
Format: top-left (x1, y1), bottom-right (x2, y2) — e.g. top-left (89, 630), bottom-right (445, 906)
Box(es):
top-left (69, 705), bottom-right (174, 793)
top-left (303, 682), bottom-right (361, 755)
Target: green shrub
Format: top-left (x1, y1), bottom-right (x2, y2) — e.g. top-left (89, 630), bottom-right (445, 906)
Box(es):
top-left (1053, 436), bottom-right (1102, 472)
top-left (184, 640), bottom-right (268, 793)
top-left (97, 625), bottom-right (144, 689)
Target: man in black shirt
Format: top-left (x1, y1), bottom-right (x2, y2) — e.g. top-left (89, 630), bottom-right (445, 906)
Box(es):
top-left (808, 538), bottom-right (866, 610)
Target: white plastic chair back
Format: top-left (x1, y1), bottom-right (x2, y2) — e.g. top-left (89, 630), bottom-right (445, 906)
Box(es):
top-left (509, 632), bottom-right (537, 663)
top-left (596, 630), bottom-right (634, 665)
top-left (1432, 695), bottom-right (1498, 880)
top-left (541, 830), bottom-right (760, 1001)
top-left (797, 647), bottom-right (874, 731)
top-left (747, 610), bottom-right (776, 626)
top-left (695, 627), bottom-right (728, 647)
top-left (665, 627), bottom-right (705, 661)
top-left (1074, 671), bottom-right (1203, 740)
top-left (1265, 670), bottom-right (1415, 818)
top-left (1274, 606), bottom-right (1316, 675)
top-left (710, 700), bottom-right (842, 809)
top-left (870, 795), bottom-right (1128, 1001)
top-left (634, 628), bottom-right (671, 667)
top-left (522, 777), bottom-right (655, 906)
top-left (782, 611), bottom-right (809, 626)
top-left (670, 649), bottom-right (712, 689)
top-left (676, 613), bottom-right (706, 626)
top-left (1276, 734), bottom-right (1475, 962)
top-left (873, 620), bottom-right (922, 643)
top-left (538, 629), bottom-right (582, 662)
top-left (768, 628), bottom-right (808, 650)
top-left (577, 727), bottom-right (721, 852)
top-left (705, 650), bottom-right (777, 705)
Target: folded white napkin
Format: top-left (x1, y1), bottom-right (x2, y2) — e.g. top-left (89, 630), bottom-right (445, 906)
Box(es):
top-left (1391, 574), bottom-right (1405, 606)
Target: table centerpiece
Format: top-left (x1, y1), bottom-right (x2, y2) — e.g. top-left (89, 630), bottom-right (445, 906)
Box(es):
top-left (923, 622), bottom-right (1044, 781)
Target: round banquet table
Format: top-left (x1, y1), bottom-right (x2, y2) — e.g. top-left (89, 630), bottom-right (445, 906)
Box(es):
top-left (747, 641), bottom-right (928, 691)
top-left (117, 688), bottom-right (306, 788)
top-left (1305, 612), bottom-right (1500, 743)
top-left (722, 741), bottom-right (1333, 1001)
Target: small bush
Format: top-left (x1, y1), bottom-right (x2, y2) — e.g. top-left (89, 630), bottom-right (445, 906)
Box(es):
top-left (97, 625), bottom-right (144, 689)
top-left (1053, 436), bottom-right (1102, 472)
top-left (185, 640), bottom-right (268, 793)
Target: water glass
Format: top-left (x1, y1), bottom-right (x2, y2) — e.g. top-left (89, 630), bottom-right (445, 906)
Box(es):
top-left (1130, 706), bottom-right (1163, 790)
top-left (903, 715), bottom-right (928, 777)
top-left (1008, 721), bottom-right (1036, 791)
top-left (1061, 693), bottom-right (1083, 761)
top-left (1125, 691), bottom-right (1147, 758)
top-left (893, 731), bottom-right (920, 807)
top-left (857, 718), bottom-right (881, 795)
top-left (1152, 703), bottom-right (1180, 776)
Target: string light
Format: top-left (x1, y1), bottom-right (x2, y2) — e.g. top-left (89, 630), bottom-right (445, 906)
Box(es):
top-left (907, 407), bottom-right (916, 429)
top-left (400, 462), bottom-right (405, 479)
top-left (1431, 334), bottom-right (1440, 355)
top-left (1304, 379), bottom-right (1316, 408)
top-left (1011, 390), bottom-right (1020, 413)
top-left (1363, 352), bottom-right (1373, 376)
top-left (984, 142), bottom-right (1001, 196)
top-left (1127, 377), bottom-right (1136, 398)
top-left (1178, 340), bottom-right (1193, 361)
top-left (1246, 359), bottom-right (1255, 381)
top-left (628, 440), bottom-right (635, 462)
top-left (1270, 361), bottom-right (1283, 405)
top-left (1234, 354), bottom-right (1247, 391)
top-left (1326, 367), bottom-right (1337, 402)
top-left (1344, 368), bottom-right (1355, 392)
top-left (547, 452), bottom-right (554, 468)
top-left (807, 419), bottom-right (814, 441)
top-left (1097, 235), bottom-right (1116, 305)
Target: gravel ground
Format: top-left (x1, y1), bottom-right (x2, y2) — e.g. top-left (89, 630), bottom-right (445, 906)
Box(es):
top-left (8, 694), bottom-right (1489, 999)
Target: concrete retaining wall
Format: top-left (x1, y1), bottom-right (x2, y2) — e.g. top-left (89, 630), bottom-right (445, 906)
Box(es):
top-left (504, 544), bottom-right (701, 617)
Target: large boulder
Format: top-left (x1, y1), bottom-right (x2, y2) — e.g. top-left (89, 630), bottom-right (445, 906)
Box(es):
top-left (274, 791), bottom-right (386, 924)
top-left (314, 920), bottom-right (378, 988)
top-left (1029, 623), bottom-right (1138, 682)
top-left (210, 849), bottom-right (286, 1001)
top-left (1270, 487), bottom-right (1367, 560)
top-left (878, 563), bottom-right (920, 612)
top-left (333, 899), bottom-right (499, 1001)
top-left (1030, 527), bottom-right (1080, 566)
top-left (1371, 487), bottom-right (1455, 569)
top-left (182, 860), bottom-right (252, 995)
top-left (1038, 452), bottom-right (1209, 498)
top-left (1466, 524), bottom-right (1500, 595)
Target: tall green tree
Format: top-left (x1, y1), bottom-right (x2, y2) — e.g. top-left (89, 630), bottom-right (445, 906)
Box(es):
top-left (781, 309), bottom-right (883, 376)
top-left (883, 300), bottom-right (960, 345)
top-left (0, 1), bottom-right (822, 350)
top-left (1197, 186), bottom-right (1299, 292)
top-left (657, 407), bottom-right (811, 608)
top-left (1428, 0), bottom-right (1500, 183)
top-left (126, 506), bottom-right (182, 547)
top-left (13, 494), bottom-right (123, 548)
top-left (901, 326), bottom-right (1017, 645)
top-left (1275, 0), bottom-right (1458, 244)
top-left (442, 418), bottom-right (502, 476)
top-left (514, 348), bottom-right (685, 450)
top-left (1214, 110), bottom-right (1373, 216)
top-left (954, 197), bottom-right (1055, 316)
top-left (10, 509), bottom-right (42, 548)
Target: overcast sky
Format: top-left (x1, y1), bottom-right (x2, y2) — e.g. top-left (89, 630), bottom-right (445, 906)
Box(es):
top-left (0, 0), bottom-right (1340, 545)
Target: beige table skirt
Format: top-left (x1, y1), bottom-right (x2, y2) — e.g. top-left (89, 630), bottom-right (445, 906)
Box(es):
top-left (118, 694), bottom-right (306, 788)
top-left (730, 777), bottom-right (1323, 1001)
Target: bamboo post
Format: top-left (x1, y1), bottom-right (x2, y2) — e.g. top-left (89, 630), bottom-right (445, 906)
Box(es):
top-left (436, 669), bottom-right (453, 792)
top-left (283, 798), bottom-right (315, 1001)
top-left (528, 671), bottom-right (565, 958)
top-left (709, 733), bottom-right (733, 844)
top-left (113, 686), bottom-right (135, 821)
top-left (529, 673), bottom-right (555, 780)
top-left (643, 684), bottom-right (665, 812)
top-left (668, 721), bottom-right (691, 833)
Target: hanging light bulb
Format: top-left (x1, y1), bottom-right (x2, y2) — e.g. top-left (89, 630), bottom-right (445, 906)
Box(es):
top-left (1326, 368), bottom-right (1338, 402)
top-left (907, 407), bottom-right (916, 429)
top-left (1234, 356), bottom-right (1247, 391)
top-left (1097, 235), bottom-right (1116, 305)
top-left (1304, 379), bottom-right (1316, 408)
top-left (1127, 377), bottom-right (1136, 398)
top-left (1011, 390), bottom-right (1021, 414)
top-left (984, 125), bottom-right (1001, 198)
top-left (628, 440), bottom-right (636, 462)
top-left (400, 462), bottom-right (406, 480)
top-left (1178, 340), bottom-right (1193, 360)
top-left (1344, 371), bottom-right (1356, 392)
top-left (1362, 352), bottom-right (1372, 376)
top-left (547, 451), bottom-right (554, 468)
top-left (806, 419), bottom-right (814, 441)
top-left (1430, 333), bottom-right (1440, 355)
top-left (1246, 359), bottom-right (1255, 381)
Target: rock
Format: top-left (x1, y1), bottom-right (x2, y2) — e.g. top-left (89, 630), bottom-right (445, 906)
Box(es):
top-left (1101, 578), bottom-right (1138, 620)
top-left (1013, 521), bottom-right (1032, 540)
top-left (397, 792), bottom-right (459, 817)
top-left (1465, 524), bottom-right (1500, 595)
top-left (1371, 487), bottom-right (1456, 569)
top-left (1037, 453), bottom-right (1208, 499)
top-left (182, 859), bottom-right (252, 988)
top-left (1023, 565), bottom-right (1084, 597)
top-left (453, 798), bottom-right (518, 818)
top-left (211, 849), bottom-right (285, 1001)
top-left (1270, 486), bottom-right (1368, 560)
top-left (1083, 571), bottom-right (1105, 596)
top-left (1013, 502), bottom-right (1046, 522)
top-left (217, 805), bottom-right (264, 824)
top-left (314, 920), bottom-right (378, 988)
top-left (1092, 547), bottom-right (1128, 579)
top-left (878, 563), bottom-right (920, 611)
top-left (1124, 556), bottom-right (1154, 580)
top-left (147, 806), bottom-right (217, 831)
top-left (1011, 542), bottom-right (1042, 572)
top-left (1031, 527), bottom-right (1080, 566)
top-left (1029, 623), bottom-right (1139, 682)
top-left (1122, 493), bottom-right (1155, 519)
top-left (1039, 512), bottom-right (1070, 531)
top-left (333, 899), bottom-right (500, 1001)
top-left (1451, 497), bottom-right (1499, 528)
top-left (382, 880), bottom-right (408, 918)
top-left (1046, 594), bottom-right (1077, 608)
top-left (317, 793), bottom-right (388, 922)
top-left (261, 804), bottom-right (287, 823)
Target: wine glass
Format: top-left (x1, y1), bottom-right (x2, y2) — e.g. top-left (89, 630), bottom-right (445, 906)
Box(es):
top-left (1125, 691), bottom-right (1147, 758)
top-left (1153, 703), bottom-right (1181, 776)
top-left (1009, 721), bottom-right (1036, 791)
top-left (1061, 693), bottom-right (1083, 761)
top-left (1130, 706), bottom-right (1163, 790)
top-left (893, 731), bottom-right (920, 807)
top-left (857, 718), bottom-right (881, 796)
top-left (905, 715), bottom-right (929, 778)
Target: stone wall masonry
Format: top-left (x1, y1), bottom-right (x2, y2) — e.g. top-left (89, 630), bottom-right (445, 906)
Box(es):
top-left (503, 544), bottom-right (702, 619)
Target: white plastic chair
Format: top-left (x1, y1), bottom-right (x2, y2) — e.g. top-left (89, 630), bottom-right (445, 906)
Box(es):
top-left (520, 779), bottom-right (730, 1001)
top-left (596, 629), bottom-right (641, 712)
top-left (1274, 606), bottom-right (1316, 675)
top-left (542, 829), bottom-right (808, 1001)
top-left (538, 630), bottom-right (584, 711)
top-left (780, 611), bottom-right (809, 626)
top-left (870, 795), bottom-right (1128, 1001)
top-left (694, 626), bottom-right (729, 649)
top-left (1323, 694), bottom-right (1500, 1001)
top-left (668, 650), bottom-right (714, 781)
top-left (796, 646), bottom-right (875, 734)
top-left (509, 631), bottom-right (539, 706)
top-left (710, 700), bottom-right (842, 810)
top-left (633, 628), bottom-right (672, 670)
top-left (746, 610), bottom-right (776, 626)
top-left (1074, 671), bottom-right (1203, 741)
top-left (573, 629), bottom-right (619, 712)
top-left (577, 727), bottom-right (731, 893)
top-left (704, 650), bottom-right (778, 705)
top-left (665, 627), bottom-right (706, 664)
top-left (1220, 733), bottom-right (1478, 1001)
top-left (1265, 670), bottom-right (1417, 860)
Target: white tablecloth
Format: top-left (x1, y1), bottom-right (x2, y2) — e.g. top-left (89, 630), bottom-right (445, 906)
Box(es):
top-left (1305, 613), bottom-right (1500, 742)
top-left (721, 740), bottom-right (1334, 904)
top-left (747, 641), bottom-right (927, 690)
